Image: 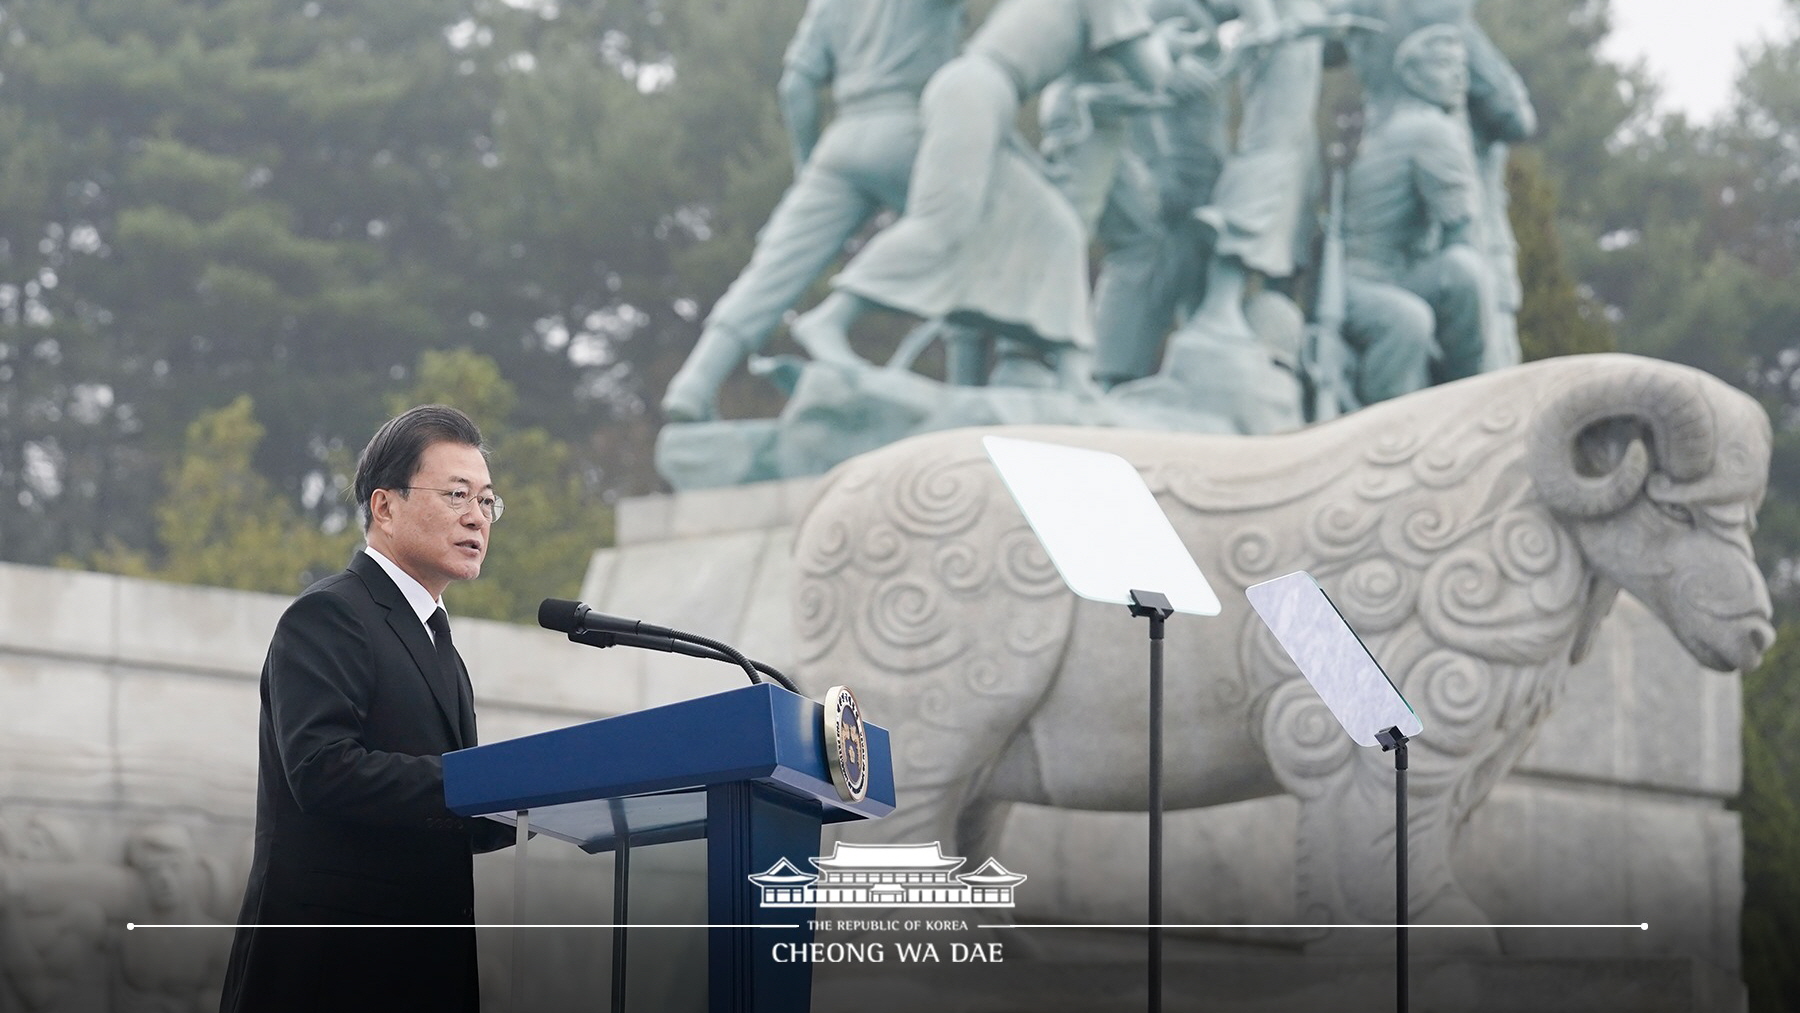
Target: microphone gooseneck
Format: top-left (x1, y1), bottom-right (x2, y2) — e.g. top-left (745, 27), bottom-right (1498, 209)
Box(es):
top-left (537, 598), bottom-right (799, 693)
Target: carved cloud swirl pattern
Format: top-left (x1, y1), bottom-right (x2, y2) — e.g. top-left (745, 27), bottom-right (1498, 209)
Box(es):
top-left (889, 456), bottom-right (988, 538)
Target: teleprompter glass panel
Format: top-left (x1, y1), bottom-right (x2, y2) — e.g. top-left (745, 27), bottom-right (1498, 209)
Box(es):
top-left (1245, 570), bottom-right (1422, 747)
top-left (982, 436), bottom-right (1221, 616)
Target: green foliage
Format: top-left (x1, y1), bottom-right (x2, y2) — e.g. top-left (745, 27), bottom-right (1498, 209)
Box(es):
top-left (1505, 149), bottom-right (1614, 361)
top-left (1591, 35), bottom-right (1800, 616)
top-left (0, 0), bottom-right (829, 570)
top-left (387, 347), bottom-right (520, 430)
top-left (1720, 29), bottom-right (1800, 1006)
top-left (1737, 623), bottom-right (1800, 1013)
top-left (1478, 0), bottom-right (1648, 225)
top-left (82, 349), bottom-right (613, 622)
top-left (1488, 6), bottom-right (1800, 1005)
top-left (84, 395), bottom-right (357, 591)
top-left (0, 0), bottom-right (507, 563)
top-left (449, 0), bottom-right (805, 446)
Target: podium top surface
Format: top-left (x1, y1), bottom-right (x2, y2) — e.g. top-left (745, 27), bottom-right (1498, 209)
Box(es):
top-left (442, 683), bottom-right (895, 831)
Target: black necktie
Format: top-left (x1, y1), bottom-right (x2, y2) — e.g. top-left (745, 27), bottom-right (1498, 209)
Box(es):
top-left (427, 608), bottom-right (477, 746)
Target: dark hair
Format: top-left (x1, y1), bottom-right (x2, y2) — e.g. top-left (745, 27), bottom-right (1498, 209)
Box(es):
top-left (354, 405), bottom-right (486, 530)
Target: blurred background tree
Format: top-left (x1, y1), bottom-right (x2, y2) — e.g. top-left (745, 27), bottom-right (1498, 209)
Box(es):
top-left (0, 0), bottom-right (807, 574)
top-left (83, 393), bottom-right (358, 590)
top-left (1482, 3), bottom-right (1800, 1006)
top-left (81, 348), bottom-right (611, 624)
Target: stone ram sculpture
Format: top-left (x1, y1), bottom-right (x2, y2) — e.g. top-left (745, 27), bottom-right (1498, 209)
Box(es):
top-left (789, 353), bottom-right (1773, 948)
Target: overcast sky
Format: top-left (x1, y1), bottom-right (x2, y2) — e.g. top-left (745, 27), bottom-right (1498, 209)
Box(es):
top-left (1600, 0), bottom-right (1796, 121)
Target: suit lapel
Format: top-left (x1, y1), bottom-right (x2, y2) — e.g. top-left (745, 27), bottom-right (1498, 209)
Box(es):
top-left (348, 553), bottom-right (466, 747)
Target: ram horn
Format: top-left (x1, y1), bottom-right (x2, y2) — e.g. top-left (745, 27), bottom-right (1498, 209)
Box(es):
top-left (1527, 361), bottom-right (1716, 518)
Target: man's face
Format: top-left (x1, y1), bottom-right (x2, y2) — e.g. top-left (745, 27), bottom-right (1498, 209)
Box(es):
top-left (1402, 39), bottom-right (1469, 110)
top-left (368, 440), bottom-right (493, 599)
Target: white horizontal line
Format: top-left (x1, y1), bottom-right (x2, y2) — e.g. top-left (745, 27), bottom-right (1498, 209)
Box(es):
top-left (983, 923), bottom-right (1650, 931)
top-left (127, 923), bottom-right (797, 931)
top-left (129, 921), bottom-right (1650, 932)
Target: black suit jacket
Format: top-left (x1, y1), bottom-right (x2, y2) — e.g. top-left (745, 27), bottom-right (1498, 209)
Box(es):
top-left (220, 552), bottom-right (511, 1013)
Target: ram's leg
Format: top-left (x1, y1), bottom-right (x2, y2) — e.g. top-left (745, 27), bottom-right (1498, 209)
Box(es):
top-left (1260, 679), bottom-right (1501, 954)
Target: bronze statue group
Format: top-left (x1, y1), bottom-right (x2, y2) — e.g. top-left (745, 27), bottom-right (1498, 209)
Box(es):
top-left (658, 0), bottom-right (1536, 487)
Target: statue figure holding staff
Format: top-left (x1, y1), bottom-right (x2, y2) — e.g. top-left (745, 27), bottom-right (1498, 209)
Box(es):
top-left (789, 0), bottom-right (1172, 390)
top-left (660, 0), bottom-right (966, 422)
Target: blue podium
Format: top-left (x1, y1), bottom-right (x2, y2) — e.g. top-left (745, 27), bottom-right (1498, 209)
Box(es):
top-left (443, 683), bottom-right (894, 1013)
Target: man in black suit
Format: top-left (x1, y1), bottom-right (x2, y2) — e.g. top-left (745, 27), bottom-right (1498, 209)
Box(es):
top-left (220, 405), bottom-right (514, 1013)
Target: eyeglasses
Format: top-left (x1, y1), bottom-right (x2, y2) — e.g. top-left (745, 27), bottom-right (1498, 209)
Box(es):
top-left (402, 486), bottom-right (505, 522)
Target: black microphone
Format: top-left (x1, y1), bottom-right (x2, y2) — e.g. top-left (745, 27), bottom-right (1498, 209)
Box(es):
top-left (538, 598), bottom-right (678, 640)
top-left (537, 598), bottom-right (802, 694)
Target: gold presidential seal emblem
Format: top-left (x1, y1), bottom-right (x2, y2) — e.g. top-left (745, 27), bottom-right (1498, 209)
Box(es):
top-left (823, 685), bottom-right (869, 803)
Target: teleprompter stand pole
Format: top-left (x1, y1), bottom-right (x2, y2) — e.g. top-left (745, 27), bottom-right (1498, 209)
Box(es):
top-left (1129, 589), bottom-right (1174, 1013)
top-left (1376, 725), bottom-right (1410, 1013)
